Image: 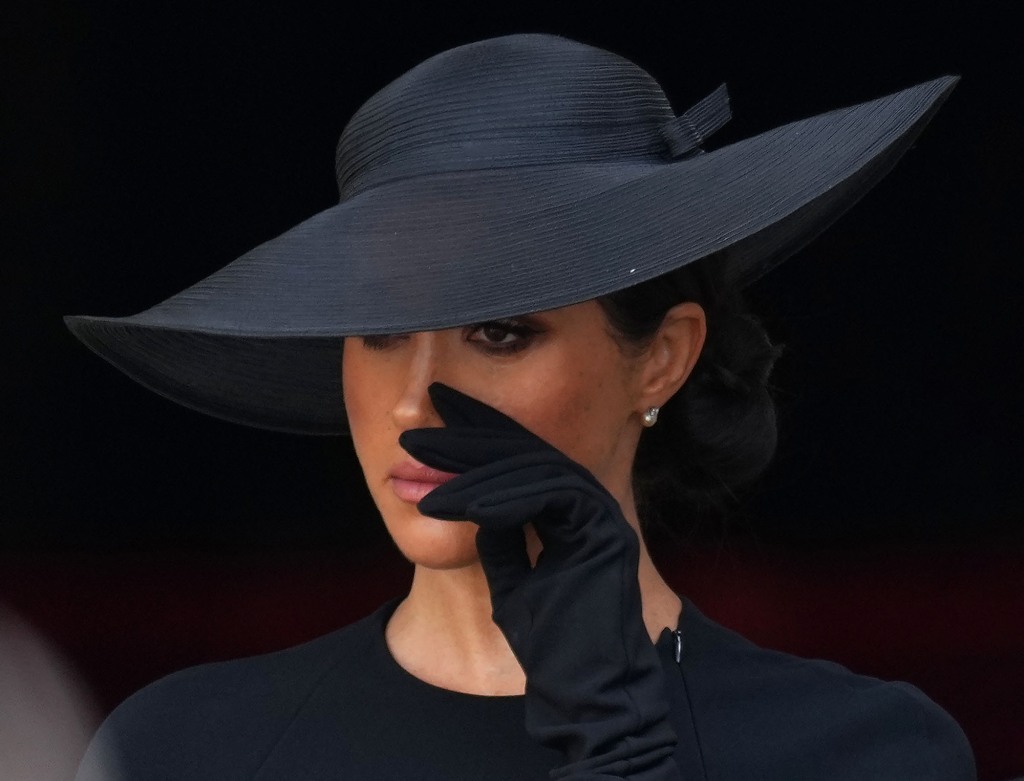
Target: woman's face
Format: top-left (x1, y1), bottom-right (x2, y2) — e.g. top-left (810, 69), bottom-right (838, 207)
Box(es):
top-left (342, 300), bottom-right (698, 570)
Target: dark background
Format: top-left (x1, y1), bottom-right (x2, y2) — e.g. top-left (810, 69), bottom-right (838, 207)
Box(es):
top-left (6, 0), bottom-right (1021, 552)
top-left (4, 1), bottom-right (1024, 778)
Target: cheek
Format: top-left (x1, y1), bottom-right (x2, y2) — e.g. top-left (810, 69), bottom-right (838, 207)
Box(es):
top-left (341, 343), bottom-right (367, 424)
top-left (341, 344), bottom-right (393, 478)
top-left (342, 343), bottom-right (381, 417)
top-left (486, 354), bottom-right (632, 477)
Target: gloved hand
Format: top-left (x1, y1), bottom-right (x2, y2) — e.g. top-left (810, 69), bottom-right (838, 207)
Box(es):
top-left (399, 383), bottom-right (681, 780)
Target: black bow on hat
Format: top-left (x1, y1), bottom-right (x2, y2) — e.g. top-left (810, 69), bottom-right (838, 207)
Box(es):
top-left (65, 34), bottom-right (957, 434)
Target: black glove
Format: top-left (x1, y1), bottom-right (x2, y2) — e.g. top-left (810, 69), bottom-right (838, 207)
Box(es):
top-left (400, 383), bottom-right (681, 780)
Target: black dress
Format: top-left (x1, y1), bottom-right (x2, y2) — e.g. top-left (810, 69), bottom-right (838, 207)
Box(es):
top-left (75, 598), bottom-right (976, 780)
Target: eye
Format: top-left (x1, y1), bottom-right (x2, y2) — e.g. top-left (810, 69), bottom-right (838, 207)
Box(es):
top-left (466, 319), bottom-right (539, 354)
top-left (358, 334), bottom-right (405, 351)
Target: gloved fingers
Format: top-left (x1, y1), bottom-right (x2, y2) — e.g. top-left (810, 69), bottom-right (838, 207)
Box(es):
top-left (423, 473), bottom-right (635, 575)
top-left (400, 382), bottom-right (554, 472)
top-left (475, 525), bottom-right (532, 606)
top-left (412, 452), bottom-right (555, 518)
top-left (399, 426), bottom-right (529, 473)
top-left (530, 503), bottom-right (639, 567)
top-left (414, 460), bottom-right (513, 522)
top-left (418, 460), bottom-right (580, 525)
top-left (427, 382), bottom-right (545, 441)
top-left (468, 472), bottom-right (637, 569)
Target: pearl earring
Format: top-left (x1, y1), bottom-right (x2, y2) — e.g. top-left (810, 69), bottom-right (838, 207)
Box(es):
top-left (641, 406), bottom-right (660, 427)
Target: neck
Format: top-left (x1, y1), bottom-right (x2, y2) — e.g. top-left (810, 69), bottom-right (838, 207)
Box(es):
top-left (385, 518), bottom-right (681, 696)
top-left (387, 561), bottom-right (526, 695)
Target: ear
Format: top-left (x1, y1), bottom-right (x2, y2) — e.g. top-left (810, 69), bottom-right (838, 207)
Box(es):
top-left (635, 302), bottom-right (706, 410)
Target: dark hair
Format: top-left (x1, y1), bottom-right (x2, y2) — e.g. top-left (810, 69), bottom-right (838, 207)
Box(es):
top-left (596, 256), bottom-right (782, 530)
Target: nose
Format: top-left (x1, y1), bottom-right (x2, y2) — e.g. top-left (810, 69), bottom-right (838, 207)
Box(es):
top-left (391, 333), bottom-right (445, 430)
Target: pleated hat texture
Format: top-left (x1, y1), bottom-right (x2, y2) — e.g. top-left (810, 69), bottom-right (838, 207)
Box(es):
top-left (65, 34), bottom-right (957, 435)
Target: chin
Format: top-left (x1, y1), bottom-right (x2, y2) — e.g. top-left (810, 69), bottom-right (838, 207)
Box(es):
top-left (382, 503), bottom-right (482, 570)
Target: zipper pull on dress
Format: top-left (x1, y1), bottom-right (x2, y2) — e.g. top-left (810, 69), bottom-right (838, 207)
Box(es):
top-left (673, 629), bottom-right (683, 664)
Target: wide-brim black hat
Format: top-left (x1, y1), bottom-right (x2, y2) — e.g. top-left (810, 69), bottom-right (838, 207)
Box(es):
top-left (65, 34), bottom-right (957, 435)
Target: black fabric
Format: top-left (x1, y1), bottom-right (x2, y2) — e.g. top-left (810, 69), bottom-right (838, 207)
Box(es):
top-left (75, 598), bottom-right (975, 780)
top-left (63, 34), bottom-right (959, 437)
top-left (661, 84), bottom-right (731, 159)
top-left (401, 384), bottom-right (679, 779)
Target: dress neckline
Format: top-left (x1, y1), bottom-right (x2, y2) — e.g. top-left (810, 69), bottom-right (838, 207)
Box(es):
top-left (372, 596), bottom-right (688, 699)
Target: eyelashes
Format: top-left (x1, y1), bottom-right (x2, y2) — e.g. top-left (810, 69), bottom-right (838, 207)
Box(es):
top-left (467, 318), bottom-right (540, 354)
top-left (359, 334), bottom-right (400, 351)
top-left (357, 318), bottom-right (542, 355)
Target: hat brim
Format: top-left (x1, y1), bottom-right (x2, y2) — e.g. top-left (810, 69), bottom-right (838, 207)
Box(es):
top-left (66, 76), bottom-right (957, 435)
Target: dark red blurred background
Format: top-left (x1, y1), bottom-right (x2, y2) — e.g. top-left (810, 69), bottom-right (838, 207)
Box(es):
top-left (5, 1), bottom-right (1023, 778)
top-left (2, 544), bottom-right (1022, 778)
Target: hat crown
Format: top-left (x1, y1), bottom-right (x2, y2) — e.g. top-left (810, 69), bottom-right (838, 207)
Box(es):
top-left (334, 35), bottom-right (676, 200)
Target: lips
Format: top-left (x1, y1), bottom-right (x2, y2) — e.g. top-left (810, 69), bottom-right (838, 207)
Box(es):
top-left (388, 459), bottom-right (459, 505)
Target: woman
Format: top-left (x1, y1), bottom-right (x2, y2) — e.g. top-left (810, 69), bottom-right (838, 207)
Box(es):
top-left (68, 34), bottom-right (975, 779)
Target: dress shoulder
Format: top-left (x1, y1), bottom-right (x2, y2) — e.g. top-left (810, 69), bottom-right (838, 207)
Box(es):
top-left (74, 603), bottom-right (391, 781)
top-left (677, 598), bottom-right (976, 780)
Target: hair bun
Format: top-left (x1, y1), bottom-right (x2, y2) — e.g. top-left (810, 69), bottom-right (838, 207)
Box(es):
top-left (599, 262), bottom-right (782, 530)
